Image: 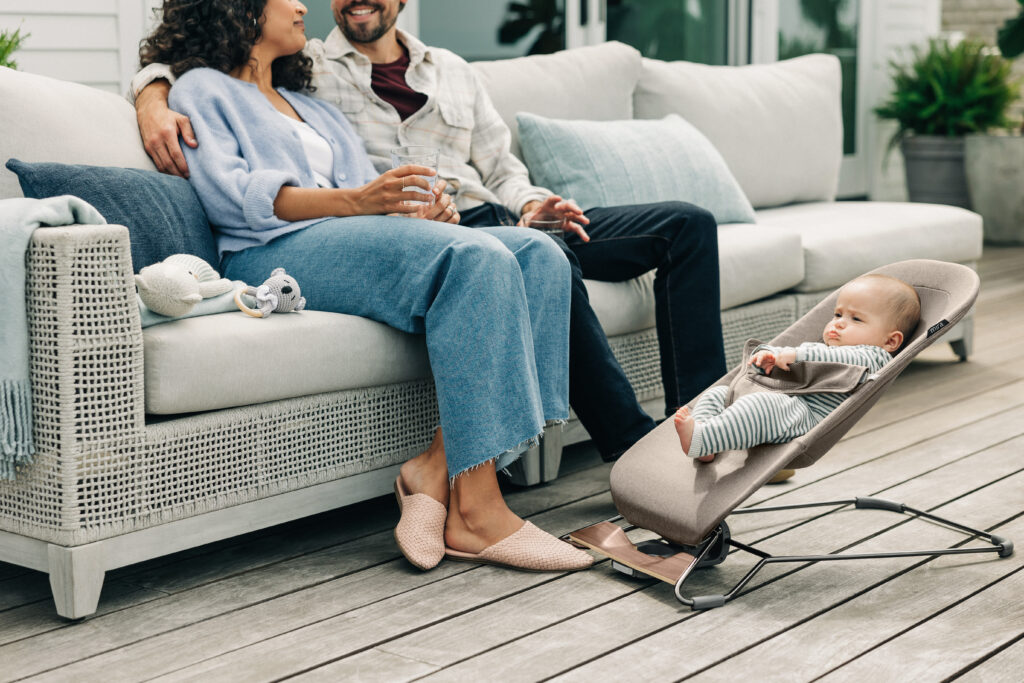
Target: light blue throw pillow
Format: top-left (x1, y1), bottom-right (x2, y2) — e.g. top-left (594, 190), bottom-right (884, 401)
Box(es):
top-left (516, 112), bottom-right (757, 224)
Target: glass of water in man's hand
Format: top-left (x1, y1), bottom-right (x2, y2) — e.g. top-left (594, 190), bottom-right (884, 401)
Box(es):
top-left (390, 145), bottom-right (439, 205)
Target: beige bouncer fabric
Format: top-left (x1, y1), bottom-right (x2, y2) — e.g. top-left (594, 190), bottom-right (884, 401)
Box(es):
top-left (610, 259), bottom-right (981, 546)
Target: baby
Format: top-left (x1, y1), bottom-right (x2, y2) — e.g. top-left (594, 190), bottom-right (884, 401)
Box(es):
top-left (675, 274), bottom-right (921, 463)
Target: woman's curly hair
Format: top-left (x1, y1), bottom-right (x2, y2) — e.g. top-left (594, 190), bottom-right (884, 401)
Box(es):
top-left (140, 0), bottom-right (314, 92)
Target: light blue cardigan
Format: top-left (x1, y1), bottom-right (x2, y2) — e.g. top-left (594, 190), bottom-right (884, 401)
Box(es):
top-left (168, 68), bottom-right (378, 254)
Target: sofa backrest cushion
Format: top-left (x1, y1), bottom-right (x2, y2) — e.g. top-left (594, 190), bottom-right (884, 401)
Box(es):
top-left (470, 41), bottom-right (642, 159)
top-left (633, 54), bottom-right (843, 209)
top-left (516, 112), bottom-right (756, 224)
top-left (8, 160), bottom-right (219, 273)
top-left (0, 66), bottom-right (156, 201)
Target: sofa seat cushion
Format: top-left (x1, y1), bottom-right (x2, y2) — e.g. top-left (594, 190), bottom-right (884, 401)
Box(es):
top-left (143, 311), bottom-right (430, 414)
top-left (585, 223), bottom-right (803, 337)
top-left (755, 201), bottom-right (984, 293)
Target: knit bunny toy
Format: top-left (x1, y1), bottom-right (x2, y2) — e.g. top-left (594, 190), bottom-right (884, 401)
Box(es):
top-left (234, 267), bottom-right (306, 318)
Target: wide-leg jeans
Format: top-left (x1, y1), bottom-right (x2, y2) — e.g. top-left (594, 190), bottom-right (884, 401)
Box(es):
top-left (462, 200), bottom-right (725, 461)
top-left (221, 216), bottom-right (571, 477)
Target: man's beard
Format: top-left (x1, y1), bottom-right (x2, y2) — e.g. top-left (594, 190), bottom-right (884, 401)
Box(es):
top-left (336, 2), bottom-right (396, 43)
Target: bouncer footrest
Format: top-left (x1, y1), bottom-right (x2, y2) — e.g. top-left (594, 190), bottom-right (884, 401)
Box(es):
top-left (568, 522), bottom-right (699, 584)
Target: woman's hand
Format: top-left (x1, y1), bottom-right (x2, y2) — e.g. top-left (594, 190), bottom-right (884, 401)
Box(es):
top-left (411, 179), bottom-right (460, 224)
top-left (273, 168), bottom-right (446, 222)
top-left (355, 166), bottom-right (437, 215)
top-left (519, 195), bottom-right (590, 241)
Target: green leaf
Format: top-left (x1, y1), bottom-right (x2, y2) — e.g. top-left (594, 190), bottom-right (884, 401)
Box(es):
top-left (0, 26), bottom-right (29, 70)
top-left (997, 5), bottom-right (1024, 59)
top-left (875, 37), bottom-right (1019, 143)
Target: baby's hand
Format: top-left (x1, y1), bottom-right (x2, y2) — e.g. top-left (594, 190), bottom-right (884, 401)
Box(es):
top-left (750, 350), bottom-right (776, 375)
top-left (774, 348), bottom-right (797, 371)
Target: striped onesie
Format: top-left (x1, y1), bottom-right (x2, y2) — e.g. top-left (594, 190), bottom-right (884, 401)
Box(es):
top-left (686, 342), bottom-right (893, 459)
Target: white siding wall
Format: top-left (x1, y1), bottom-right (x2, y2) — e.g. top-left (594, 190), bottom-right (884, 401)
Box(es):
top-left (0, 0), bottom-right (160, 94)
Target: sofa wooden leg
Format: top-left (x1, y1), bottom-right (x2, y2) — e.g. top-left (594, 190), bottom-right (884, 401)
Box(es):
top-left (47, 542), bottom-right (106, 620)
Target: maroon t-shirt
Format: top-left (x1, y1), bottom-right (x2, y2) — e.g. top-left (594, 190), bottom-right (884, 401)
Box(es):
top-left (371, 49), bottom-right (428, 121)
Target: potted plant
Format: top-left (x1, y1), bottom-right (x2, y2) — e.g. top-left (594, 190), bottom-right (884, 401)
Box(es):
top-left (964, 0), bottom-right (1024, 244)
top-left (875, 37), bottom-right (1017, 210)
top-left (0, 26), bottom-right (28, 70)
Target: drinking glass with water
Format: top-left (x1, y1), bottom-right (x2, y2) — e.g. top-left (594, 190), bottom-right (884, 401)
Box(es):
top-left (390, 145), bottom-right (439, 205)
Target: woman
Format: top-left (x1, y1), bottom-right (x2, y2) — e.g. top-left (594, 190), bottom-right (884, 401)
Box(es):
top-left (140, 0), bottom-right (591, 572)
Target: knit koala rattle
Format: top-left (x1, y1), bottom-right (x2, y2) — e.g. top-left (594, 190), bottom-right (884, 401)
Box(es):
top-left (234, 267), bottom-right (306, 318)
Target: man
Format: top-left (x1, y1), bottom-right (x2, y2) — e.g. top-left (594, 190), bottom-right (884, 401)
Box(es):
top-left (133, 0), bottom-right (726, 462)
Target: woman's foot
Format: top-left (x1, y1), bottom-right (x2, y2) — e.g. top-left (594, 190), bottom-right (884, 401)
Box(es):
top-left (444, 461), bottom-right (592, 571)
top-left (398, 428), bottom-right (450, 507)
top-left (673, 407), bottom-right (714, 463)
top-left (394, 428), bottom-right (450, 570)
top-left (445, 461), bottom-right (525, 554)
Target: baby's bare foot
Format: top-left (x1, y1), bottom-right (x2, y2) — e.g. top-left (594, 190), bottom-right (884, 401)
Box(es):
top-left (673, 408), bottom-right (715, 463)
top-left (673, 408), bottom-right (694, 453)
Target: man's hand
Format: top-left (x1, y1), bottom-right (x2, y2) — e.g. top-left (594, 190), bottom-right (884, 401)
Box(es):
top-left (412, 179), bottom-right (460, 224)
top-left (136, 80), bottom-right (196, 178)
top-left (519, 196), bottom-right (590, 242)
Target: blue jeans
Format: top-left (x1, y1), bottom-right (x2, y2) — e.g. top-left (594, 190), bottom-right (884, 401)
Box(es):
top-left (461, 201), bottom-right (725, 461)
top-left (221, 216), bottom-right (571, 477)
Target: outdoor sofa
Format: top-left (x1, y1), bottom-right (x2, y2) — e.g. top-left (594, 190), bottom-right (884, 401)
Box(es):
top-left (0, 41), bottom-right (981, 618)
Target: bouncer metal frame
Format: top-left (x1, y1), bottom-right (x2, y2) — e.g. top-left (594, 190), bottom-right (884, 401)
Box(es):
top-left (568, 496), bottom-right (1014, 611)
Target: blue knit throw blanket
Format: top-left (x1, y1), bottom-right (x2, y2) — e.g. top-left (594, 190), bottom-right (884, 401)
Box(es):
top-left (0, 196), bottom-right (106, 480)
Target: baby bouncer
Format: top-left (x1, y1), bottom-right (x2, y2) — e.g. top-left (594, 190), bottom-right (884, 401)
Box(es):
top-left (567, 260), bottom-right (1013, 610)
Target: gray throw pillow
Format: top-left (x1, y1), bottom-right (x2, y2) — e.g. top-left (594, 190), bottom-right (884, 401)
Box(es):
top-left (6, 159), bottom-right (218, 272)
top-left (516, 112), bottom-right (757, 225)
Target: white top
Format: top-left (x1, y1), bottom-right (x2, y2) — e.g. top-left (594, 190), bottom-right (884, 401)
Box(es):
top-left (278, 112), bottom-right (335, 188)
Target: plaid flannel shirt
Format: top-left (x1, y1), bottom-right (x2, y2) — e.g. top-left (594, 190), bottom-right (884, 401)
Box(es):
top-left (132, 29), bottom-right (552, 215)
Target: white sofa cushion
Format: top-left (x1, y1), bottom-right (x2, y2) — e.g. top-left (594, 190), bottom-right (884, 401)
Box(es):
top-left (755, 202), bottom-right (984, 292)
top-left (633, 55), bottom-right (842, 211)
top-left (0, 66), bottom-right (155, 200)
top-left (585, 223), bottom-right (803, 337)
top-left (470, 41), bottom-right (642, 158)
top-left (143, 311), bottom-right (430, 414)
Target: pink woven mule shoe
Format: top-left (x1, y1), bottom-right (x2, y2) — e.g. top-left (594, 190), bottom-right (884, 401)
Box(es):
top-left (444, 521), bottom-right (593, 572)
top-left (394, 477), bottom-right (447, 570)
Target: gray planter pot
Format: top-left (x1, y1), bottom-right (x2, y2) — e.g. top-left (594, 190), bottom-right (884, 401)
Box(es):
top-left (900, 135), bottom-right (971, 209)
top-left (965, 133), bottom-right (1024, 244)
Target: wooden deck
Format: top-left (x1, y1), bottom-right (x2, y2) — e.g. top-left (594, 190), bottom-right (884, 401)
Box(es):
top-left (2, 248), bottom-right (1023, 682)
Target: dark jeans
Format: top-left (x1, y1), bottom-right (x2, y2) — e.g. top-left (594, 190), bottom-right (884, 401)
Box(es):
top-left (461, 200), bottom-right (726, 460)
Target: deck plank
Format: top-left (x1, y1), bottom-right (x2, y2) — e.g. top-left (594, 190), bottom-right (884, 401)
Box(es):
top-left (0, 462), bottom-right (615, 678)
top-left (686, 513), bottom-right (1024, 681)
top-left (956, 636), bottom-right (1024, 683)
top-left (18, 491), bottom-right (617, 682)
top-left (4, 247), bottom-right (1021, 681)
top-left (78, 391), bottom-right (1024, 681)
top-left (818, 567), bottom-right (1024, 682)
top-left (408, 448), bottom-right (1024, 682)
